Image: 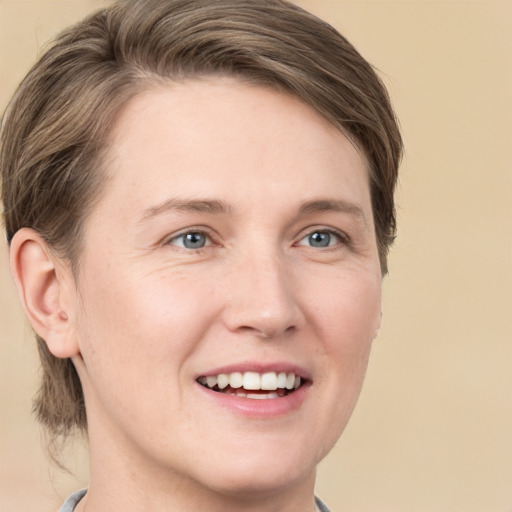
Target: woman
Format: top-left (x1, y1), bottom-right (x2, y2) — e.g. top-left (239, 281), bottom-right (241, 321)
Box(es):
top-left (1, 0), bottom-right (402, 510)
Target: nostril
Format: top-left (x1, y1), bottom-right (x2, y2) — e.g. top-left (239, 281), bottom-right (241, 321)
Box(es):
top-left (236, 322), bottom-right (296, 339)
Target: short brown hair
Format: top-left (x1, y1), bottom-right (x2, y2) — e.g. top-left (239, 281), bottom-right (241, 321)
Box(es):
top-left (1, 0), bottom-right (402, 439)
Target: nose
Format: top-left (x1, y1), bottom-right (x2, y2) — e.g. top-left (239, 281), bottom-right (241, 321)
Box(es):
top-left (222, 249), bottom-right (303, 339)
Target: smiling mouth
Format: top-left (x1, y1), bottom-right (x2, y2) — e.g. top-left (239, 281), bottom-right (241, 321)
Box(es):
top-left (197, 371), bottom-right (303, 399)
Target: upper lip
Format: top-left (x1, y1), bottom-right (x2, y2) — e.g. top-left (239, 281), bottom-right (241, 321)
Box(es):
top-left (196, 362), bottom-right (311, 381)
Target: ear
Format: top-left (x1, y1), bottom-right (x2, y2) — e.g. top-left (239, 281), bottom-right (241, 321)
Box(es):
top-left (9, 228), bottom-right (80, 358)
top-left (373, 309), bottom-right (383, 341)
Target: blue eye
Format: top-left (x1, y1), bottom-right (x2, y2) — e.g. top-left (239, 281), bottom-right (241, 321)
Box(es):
top-left (170, 231), bottom-right (209, 249)
top-left (299, 230), bottom-right (341, 248)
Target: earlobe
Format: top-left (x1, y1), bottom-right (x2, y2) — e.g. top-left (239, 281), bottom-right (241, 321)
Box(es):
top-left (9, 228), bottom-right (80, 358)
top-left (373, 310), bottom-right (383, 340)
top-left (371, 305), bottom-right (383, 342)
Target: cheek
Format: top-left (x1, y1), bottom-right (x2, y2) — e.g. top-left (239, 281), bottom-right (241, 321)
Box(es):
top-left (287, 273), bottom-right (380, 464)
top-left (75, 263), bottom-right (221, 376)
top-left (72, 265), bottom-right (223, 438)
top-left (305, 264), bottom-right (381, 347)
top-left (307, 269), bottom-right (381, 408)
top-left (334, 279), bottom-right (380, 379)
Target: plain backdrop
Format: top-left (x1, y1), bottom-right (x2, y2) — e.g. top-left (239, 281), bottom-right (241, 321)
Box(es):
top-left (0, 1), bottom-right (511, 511)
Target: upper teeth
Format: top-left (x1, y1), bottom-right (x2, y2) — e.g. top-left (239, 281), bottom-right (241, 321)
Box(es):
top-left (199, 371), bottom-right (301, 391)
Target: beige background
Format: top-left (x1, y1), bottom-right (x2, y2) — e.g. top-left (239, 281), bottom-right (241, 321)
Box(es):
top-left (0, 1), bottom-right (510, 511)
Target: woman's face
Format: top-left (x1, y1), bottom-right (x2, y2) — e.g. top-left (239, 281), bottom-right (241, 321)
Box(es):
top-left (69, 78), bottom-right (382, 499)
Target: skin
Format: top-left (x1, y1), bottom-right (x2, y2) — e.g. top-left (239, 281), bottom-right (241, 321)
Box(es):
top-left (12, 78), bottom-right (382, 512)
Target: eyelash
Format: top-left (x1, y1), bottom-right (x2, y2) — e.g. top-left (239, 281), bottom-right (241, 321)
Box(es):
top-left (165, 227), bottom-right (349, 252)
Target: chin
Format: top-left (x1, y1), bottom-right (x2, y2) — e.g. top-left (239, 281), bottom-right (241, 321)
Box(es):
top-left (180, 434), bottom-right (323, 500)
top-left (202, 459), bottom-right (314, 499)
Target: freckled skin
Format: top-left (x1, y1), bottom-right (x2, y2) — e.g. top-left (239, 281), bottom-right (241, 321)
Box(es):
top-left (68, 78), bottom-right (382, 511)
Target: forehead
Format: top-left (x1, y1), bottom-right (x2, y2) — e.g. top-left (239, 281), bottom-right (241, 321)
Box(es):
top-left (110, 78), bottom-right (357, 155)
top-left (92, 78), bottom-right (371, 224)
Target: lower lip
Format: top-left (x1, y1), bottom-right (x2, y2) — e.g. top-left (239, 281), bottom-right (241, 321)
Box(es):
top-left (197, 383), bottom-right (310, 418)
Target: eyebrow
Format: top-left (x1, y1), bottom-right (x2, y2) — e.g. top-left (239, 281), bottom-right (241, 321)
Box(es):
top-left (139, 197), bottom-right (367, 225)
top-left (139, 198), bottom-right (231, 222)
top-left (298, 199), bottom-right (367, 225)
